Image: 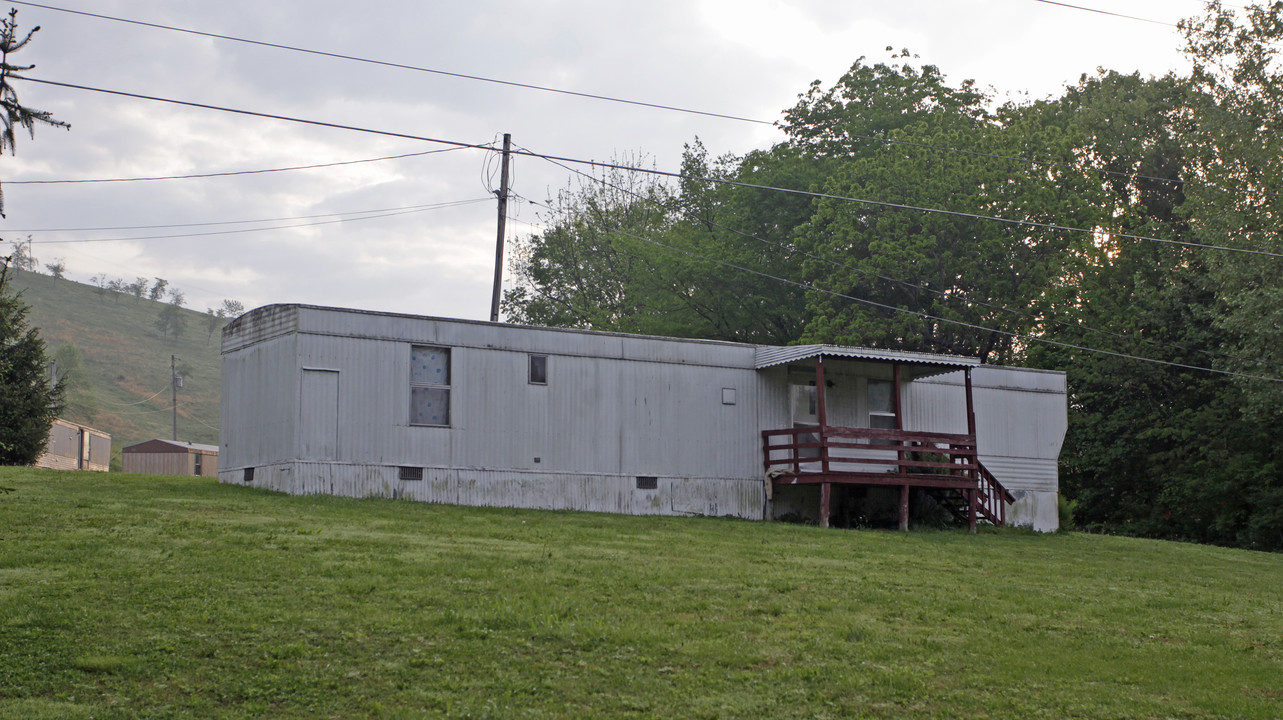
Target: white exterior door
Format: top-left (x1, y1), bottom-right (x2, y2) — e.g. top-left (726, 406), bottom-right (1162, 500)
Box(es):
top-left (300, 369), bottom-right (339, 460)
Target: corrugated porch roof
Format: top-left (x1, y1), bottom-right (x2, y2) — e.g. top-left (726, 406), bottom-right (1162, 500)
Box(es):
top-left (754, 344), bottom-right (979, 375)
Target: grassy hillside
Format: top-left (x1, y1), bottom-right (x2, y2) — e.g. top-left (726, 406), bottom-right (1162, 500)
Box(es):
top-left (8, 271), bottom-right (223, 456)
top-left (2, 469), bottom-right (1280, 719)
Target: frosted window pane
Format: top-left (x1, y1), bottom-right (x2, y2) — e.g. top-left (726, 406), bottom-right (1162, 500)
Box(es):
top-left (411, 347), bottom-right (450, 384)
top-left (410, 387), bottom-right (450, 426)
top-left (868, 379), bottom-right (893, 414)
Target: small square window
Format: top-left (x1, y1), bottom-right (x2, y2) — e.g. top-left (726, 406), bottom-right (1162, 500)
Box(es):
top-left (722, 388), bottom-right (736, 405)
top-left (529, 355), bottom-right (548, 385)
top-left (243, 467), bottom-right (255, 484)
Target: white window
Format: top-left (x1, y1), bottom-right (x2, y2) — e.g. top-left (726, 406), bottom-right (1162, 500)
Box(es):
top-left (410, 346), bottom-right (451, 426)
top-left (868, 379), bottom-right (896, 430)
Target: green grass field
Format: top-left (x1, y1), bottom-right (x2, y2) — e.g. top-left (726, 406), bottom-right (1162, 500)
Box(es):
top-left (2, 468), bottom-right (1280, 719)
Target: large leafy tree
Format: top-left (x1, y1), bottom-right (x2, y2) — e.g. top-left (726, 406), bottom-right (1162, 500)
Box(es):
top-left (0, 259), bottom-right (63, 465)
top-left (503, 144), bottom-right (814, 344)
top-left (791, 57), bottom-right (1098, 362)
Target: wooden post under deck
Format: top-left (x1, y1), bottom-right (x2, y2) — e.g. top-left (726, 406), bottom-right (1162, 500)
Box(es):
top-left (894, 363), bottom-right (909, 531)
top-left (817, 356), bottom-right (830, 527)
top-left (820, 482), bottom-right (831, 528)
top-left (899, 484), bottom-right (910, 532)
top-left (965, 368), bottom-right (979, 533)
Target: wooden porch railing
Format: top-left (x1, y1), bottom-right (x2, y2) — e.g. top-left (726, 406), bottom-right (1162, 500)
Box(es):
top-left (762, 425), bottom-right (1015, 526)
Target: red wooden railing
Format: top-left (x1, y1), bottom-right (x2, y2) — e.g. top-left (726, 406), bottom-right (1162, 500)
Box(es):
top-left (762, 425), bottom-right (1015, 526)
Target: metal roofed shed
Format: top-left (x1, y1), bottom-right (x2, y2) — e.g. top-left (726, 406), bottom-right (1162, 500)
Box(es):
top-left (123, 439), bottom-right (219, 477)
top-left (219, 304), bottom-right (1067, 531)
top-left (35, 418), bottom-right (111, 472)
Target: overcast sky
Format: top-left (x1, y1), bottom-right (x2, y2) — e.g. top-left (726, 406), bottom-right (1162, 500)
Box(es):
top-left (1, 0), bottom-right (1217, 321)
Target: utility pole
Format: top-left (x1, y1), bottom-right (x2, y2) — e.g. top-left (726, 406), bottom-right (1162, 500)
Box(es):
top-left (489, 133), bottom-right (512, 323)
top-left (171, 355), bottom-right (178, 441)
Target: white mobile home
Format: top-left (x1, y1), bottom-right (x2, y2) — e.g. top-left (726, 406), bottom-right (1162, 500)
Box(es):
top-left (220, 305), bottom-right (1067, 531)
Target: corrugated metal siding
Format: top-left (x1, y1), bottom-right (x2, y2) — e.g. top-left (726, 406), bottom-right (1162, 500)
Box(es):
top-left (123, 452), bottom-right (193, 476)
top-left (273, 308), bottom-right (759, 480)
top-left (906, 366), bottom-right (1067, 495)
top-left (226, 461), bottom-right (765, 519)
top-left (35, 420), bottom-right (110, 472)
top-left (222, 304), bottom-right (299, 352)
top-left (220, 332), bottom-right (299, 469)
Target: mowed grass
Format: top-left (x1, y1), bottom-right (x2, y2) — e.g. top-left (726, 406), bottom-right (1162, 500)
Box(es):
top-left (1, 469), bottom-right (1280, 720)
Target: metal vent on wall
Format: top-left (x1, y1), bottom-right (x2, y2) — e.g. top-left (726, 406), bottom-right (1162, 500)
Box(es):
top-left (399, 466), bottom-right (424, 482)
top-left (636, 476), bottom-right (658, 490)
top-left (243, 467), bottom-right (254, 483)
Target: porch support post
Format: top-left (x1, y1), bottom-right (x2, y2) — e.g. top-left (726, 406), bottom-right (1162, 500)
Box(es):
top-left (964, 367), bottom-right (977, 438)
top-left (892, 363), bottom-right (903, 430)
top-left (820, 482), bottom-right (831, 528)
top-left (899, 484), bottom-right (910, 532)
top-left (816, 355), bottom-right (829, 473)
top-left (893, 362), bottom-right (904, 475)
top-left (815, 356), bottom-right (828, 429)
top-left (968, 488), bottom-right (979, 533)
top-left (965, 366), bottom-right (978, 480)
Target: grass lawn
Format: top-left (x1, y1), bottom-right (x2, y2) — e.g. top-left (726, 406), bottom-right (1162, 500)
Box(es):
top-left (1, 469), bottom-right (1280, 719)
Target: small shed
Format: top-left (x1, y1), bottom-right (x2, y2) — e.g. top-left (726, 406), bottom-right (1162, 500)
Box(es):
top-left (35, 418), bottom-right (111, 472)
top-left (123, 439), bottom-right (219, 477)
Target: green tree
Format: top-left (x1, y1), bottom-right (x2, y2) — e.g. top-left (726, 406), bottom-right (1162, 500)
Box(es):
top-left (0, 257), bottom-right (63, 464)
top-left (790, 57), bottom-right (1096, 361)
top-left (155, 299), bottom-right (186, 343)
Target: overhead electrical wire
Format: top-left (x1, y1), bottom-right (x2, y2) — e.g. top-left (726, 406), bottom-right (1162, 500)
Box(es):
top-left (101, 381), bottom-right (173, 406)
top-left (7, 146), bottom-right (469, 185)
top-left (1031, 0), bottom-right (1177, 27)
top-left (7, 201), bottom-right (487, 234)
top-left (7, 0), bottom-right (768, 126)
top-left (15, 75), bottom-right (1283, 260)
top-left (32, 198), bottom-right (491, 245)
top-left (10, 1), bottom-right (1240, 196)
top-left (524, 148), bottom-right (1283, 373)
top-left (522, 195), bottom-right (1283, 384)
top-left (511, 147), bottom-right (1283, 259)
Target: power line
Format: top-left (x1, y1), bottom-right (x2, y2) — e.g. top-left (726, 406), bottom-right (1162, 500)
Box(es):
top-left (520, 148), bottom-right (1283, 372)
top-left (17, 75), bottom-right (493, 150)
top-left (525, 195), bottom-right (1283, 384)
top-left (6, 201), bottom-right (488, 233)
top-left (100, 381), bottom-right (172, 406)
top-left (18, 75), bottom-right (1283, 260)
top-left (1032, 0), bottom-right (1177, 27)
top-left (12, 0), bottom-right (1233, 196)
top-left (6, 147), bottom-right (468, 185)
top-left (31, 198), bottom-right (490, 245)
top-left (512, 147), bottom-right (1283, 259)
top-left (8, 1), bottom-right (769, 126)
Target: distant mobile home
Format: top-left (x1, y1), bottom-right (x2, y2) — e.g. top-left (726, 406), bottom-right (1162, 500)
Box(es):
top-left (122, 439), bottom-right (219, 477)
top-left (35, 418), bottom-right (111, 472)
top-left (220, 305), bottom-right (1067, 531)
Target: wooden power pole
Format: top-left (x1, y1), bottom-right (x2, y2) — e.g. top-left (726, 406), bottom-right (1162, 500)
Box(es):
top-left (489, 133), bottom-right (512, 323)
top-left (171, 354), bottom-right (178, 441)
